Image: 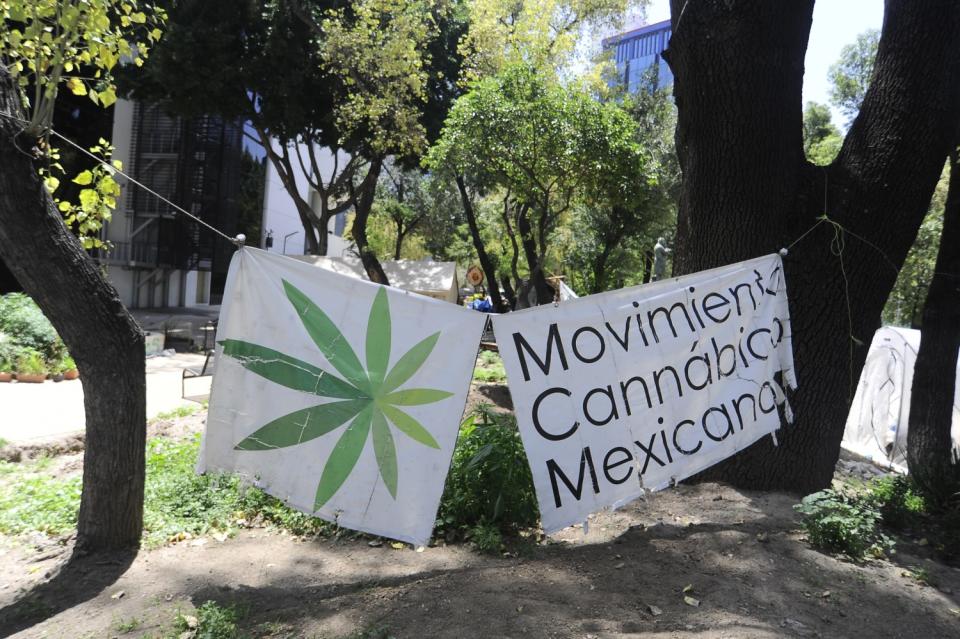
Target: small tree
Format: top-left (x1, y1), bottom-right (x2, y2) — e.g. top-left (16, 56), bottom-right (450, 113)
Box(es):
top-left (429, 64), bottom-right (649, 305)
top-left (0, 0), bottom-right (165, 550)
top-left (828, 28), bottom-right (879, 125)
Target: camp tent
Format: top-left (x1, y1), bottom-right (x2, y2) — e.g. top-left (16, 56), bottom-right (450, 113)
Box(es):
top-left (842, 326), bottom-right (960, 472)
top-left (290, 255), bottom-right (460, 303)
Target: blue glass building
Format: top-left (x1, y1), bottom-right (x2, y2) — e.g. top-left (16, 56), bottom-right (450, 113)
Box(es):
top-left (604, 20), bottom-right (673, 92)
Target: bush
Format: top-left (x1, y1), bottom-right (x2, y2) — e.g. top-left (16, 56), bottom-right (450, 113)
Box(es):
top-left (438, 406), bottom-right (539, 536)
top-left (795, 488), bottom-right (894, 560)
top-left (0, 293), bottom-right (66, 366)
top-left (866, 475), bottom-right (927, 529)
top-left (15, 348), bottom-right (47, 376)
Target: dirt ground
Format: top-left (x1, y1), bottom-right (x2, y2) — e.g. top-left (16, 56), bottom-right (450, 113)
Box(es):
top-left (2, 407), bottom-right (959, 638)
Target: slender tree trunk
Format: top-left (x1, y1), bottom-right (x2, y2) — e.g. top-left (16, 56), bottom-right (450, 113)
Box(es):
top-left (908, 152), bottom-right (960, 505)
top-left (500, 275), bottom-right (517, 311)
top-left (394, 222), bottom-right (404, 260)
top-left (455, 175), bottom-right (505, 311)
top-left (0, 72), bottom-right (146, 550)
top-left (642, 249), bottom-right (653, 284)
top-left (516, 205), bottom-right (553, 304)
top-left (664, 0), bottom-right (960, 492)
top-left (316, 199), bottom-right (331, 257)
top-left (351, 157), bottom-right (389, 284)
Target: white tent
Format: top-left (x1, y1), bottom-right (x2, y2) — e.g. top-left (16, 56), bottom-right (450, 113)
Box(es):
top-left (842, 326), bottom-right (960, 472)
top-left (289, 255), bottom-right (460, 303)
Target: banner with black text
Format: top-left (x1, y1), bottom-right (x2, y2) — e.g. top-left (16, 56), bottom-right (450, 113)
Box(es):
top-left (491, 255), bottom-right (796, 534)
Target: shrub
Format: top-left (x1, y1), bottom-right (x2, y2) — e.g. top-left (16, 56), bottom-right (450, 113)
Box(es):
top-left (438, 406), bottom-right (539, 535)
top-left (866, 475), bottom-right (927, 529)
top-left (0, 293), bottom-right (65, 365)
top-left (795, 488), bottom-right (894, 560)
top-left (14, 348), bottom-right (47, 376)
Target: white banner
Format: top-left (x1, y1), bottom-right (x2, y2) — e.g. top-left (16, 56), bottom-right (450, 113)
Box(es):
top-left (200, 248), bottom-right (486, 546)
top-left (492, 255), bottom-right (796, 534)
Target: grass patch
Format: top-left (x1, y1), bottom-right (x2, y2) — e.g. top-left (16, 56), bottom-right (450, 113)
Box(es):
top-left (152, 404), bottom-right (203, 421)
top-left (0, 435), bottom-right (336, 545)
top-left (171, 600), bottom-right (249, 639)
top-left (472, 350), bottom-right (507, 383)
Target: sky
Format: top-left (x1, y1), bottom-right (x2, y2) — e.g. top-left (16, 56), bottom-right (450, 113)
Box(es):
top-left (641, 0), bottom-right (885, 124)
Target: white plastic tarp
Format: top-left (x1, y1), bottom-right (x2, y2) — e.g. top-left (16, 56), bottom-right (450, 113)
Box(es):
top-left (201, 248), bottom-right (486, 546)
top-left (842, 326), bottom-right (960, 472)
top-left (291, 255), bottom-right (459, 303)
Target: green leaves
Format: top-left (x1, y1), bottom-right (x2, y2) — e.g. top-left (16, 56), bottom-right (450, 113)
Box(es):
top-left (224, 281), bottom-right (453, 511)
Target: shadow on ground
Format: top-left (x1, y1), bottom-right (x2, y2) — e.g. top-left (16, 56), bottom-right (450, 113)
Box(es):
top-left (0, 547), bottom-right (136, 638)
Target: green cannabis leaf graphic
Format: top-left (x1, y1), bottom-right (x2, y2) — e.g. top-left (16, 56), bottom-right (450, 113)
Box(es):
top-left (222, 280), bottom-right (452, 510)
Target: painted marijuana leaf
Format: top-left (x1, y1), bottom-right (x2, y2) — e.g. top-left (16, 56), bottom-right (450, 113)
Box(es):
top-left (222, 280), bottom-right (451, 510)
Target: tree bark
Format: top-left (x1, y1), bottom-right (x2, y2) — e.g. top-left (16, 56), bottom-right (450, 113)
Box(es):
top-left (516, 205), bottom-right (554, 305)
top-left (0, 72), bottom-right (146, 550)
top-left (665, 0), bottom-right (960, 492)
top-left (456, 175), bottom-right (505, 312)
top-left (907, 152), bottom-right (960, 505)
top-left (351, 157), bottom-right (389, 284)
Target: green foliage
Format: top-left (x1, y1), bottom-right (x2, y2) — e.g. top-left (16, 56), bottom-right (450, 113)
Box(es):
top-left (438, 408), bottom-right (539, 534)
top-left (173, 601), bottom-right (249, 639)
top-left (14, 348), bottom-right (48, 376)
top-left (51, 139), bottom-right (123, 250)
top-left (0, 0), bottom-right (166, 132)
top-left (0, 457), bottom-right (82, 535)
top-left (802, 101), bottom-right (843, 167)
top-left (795, 488), bottom-right (894, 560)
top-left (865, 475), bottom-right (927, 529)
top-left (0, 435), bottom-right (336, 544)
top-left (460, 0), bottom-right (627, 82)
top-left (468, 521), bottom-right (503, 553)
top-left (828, 28), bottom-right (879, 125)
top-left (473, 351), bottom-right (507, 383)
top-left (1, 1), bottom-right (165, 249)
top-left (883, 163), bottom-right (948, 326)
top-left (0, 293), bottom-right (66, 365)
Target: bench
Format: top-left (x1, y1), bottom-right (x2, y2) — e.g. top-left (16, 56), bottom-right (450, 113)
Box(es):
top-left (182, 350), bottom-right (216, 403)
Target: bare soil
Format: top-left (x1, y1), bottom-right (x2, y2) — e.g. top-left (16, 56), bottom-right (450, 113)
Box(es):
top-left (2, 400), bottom-right (959, 638)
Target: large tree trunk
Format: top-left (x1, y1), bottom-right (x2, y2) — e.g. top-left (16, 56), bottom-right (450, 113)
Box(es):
top-left (351, 158), bottom-right (389, 284)
top-left (907, 152), bottom-right (960, 505)
top-left (0, 72), bottom-right (146, 550)
top-left (665, 0), bottom-right (960, 492)
top-left (455, 176), bottom-right (505, 312)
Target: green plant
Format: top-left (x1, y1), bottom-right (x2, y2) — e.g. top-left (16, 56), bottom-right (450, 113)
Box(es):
top-left (468, 521), bottom-right (503, 553)
top-left (152, 404), bottom-right (202, 422)
top-left (865, 475), bottom-right (927, 529)
top-left (0, 435), bottom-right (336, 544)
top-left (15, 349), bottom-right (48, 376)
top-left (114, 615), bottom-right (142, 632)
top-left (0, 294), bottom-right (65, 364)
top-left (795, 488), bottom-right (895, 560)
top-left (173, 601), bottom-right (248, 639)
top-left (61, 355), bottom-right (76, 371)
top-left (438, 407), bottom-right (539, 535)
